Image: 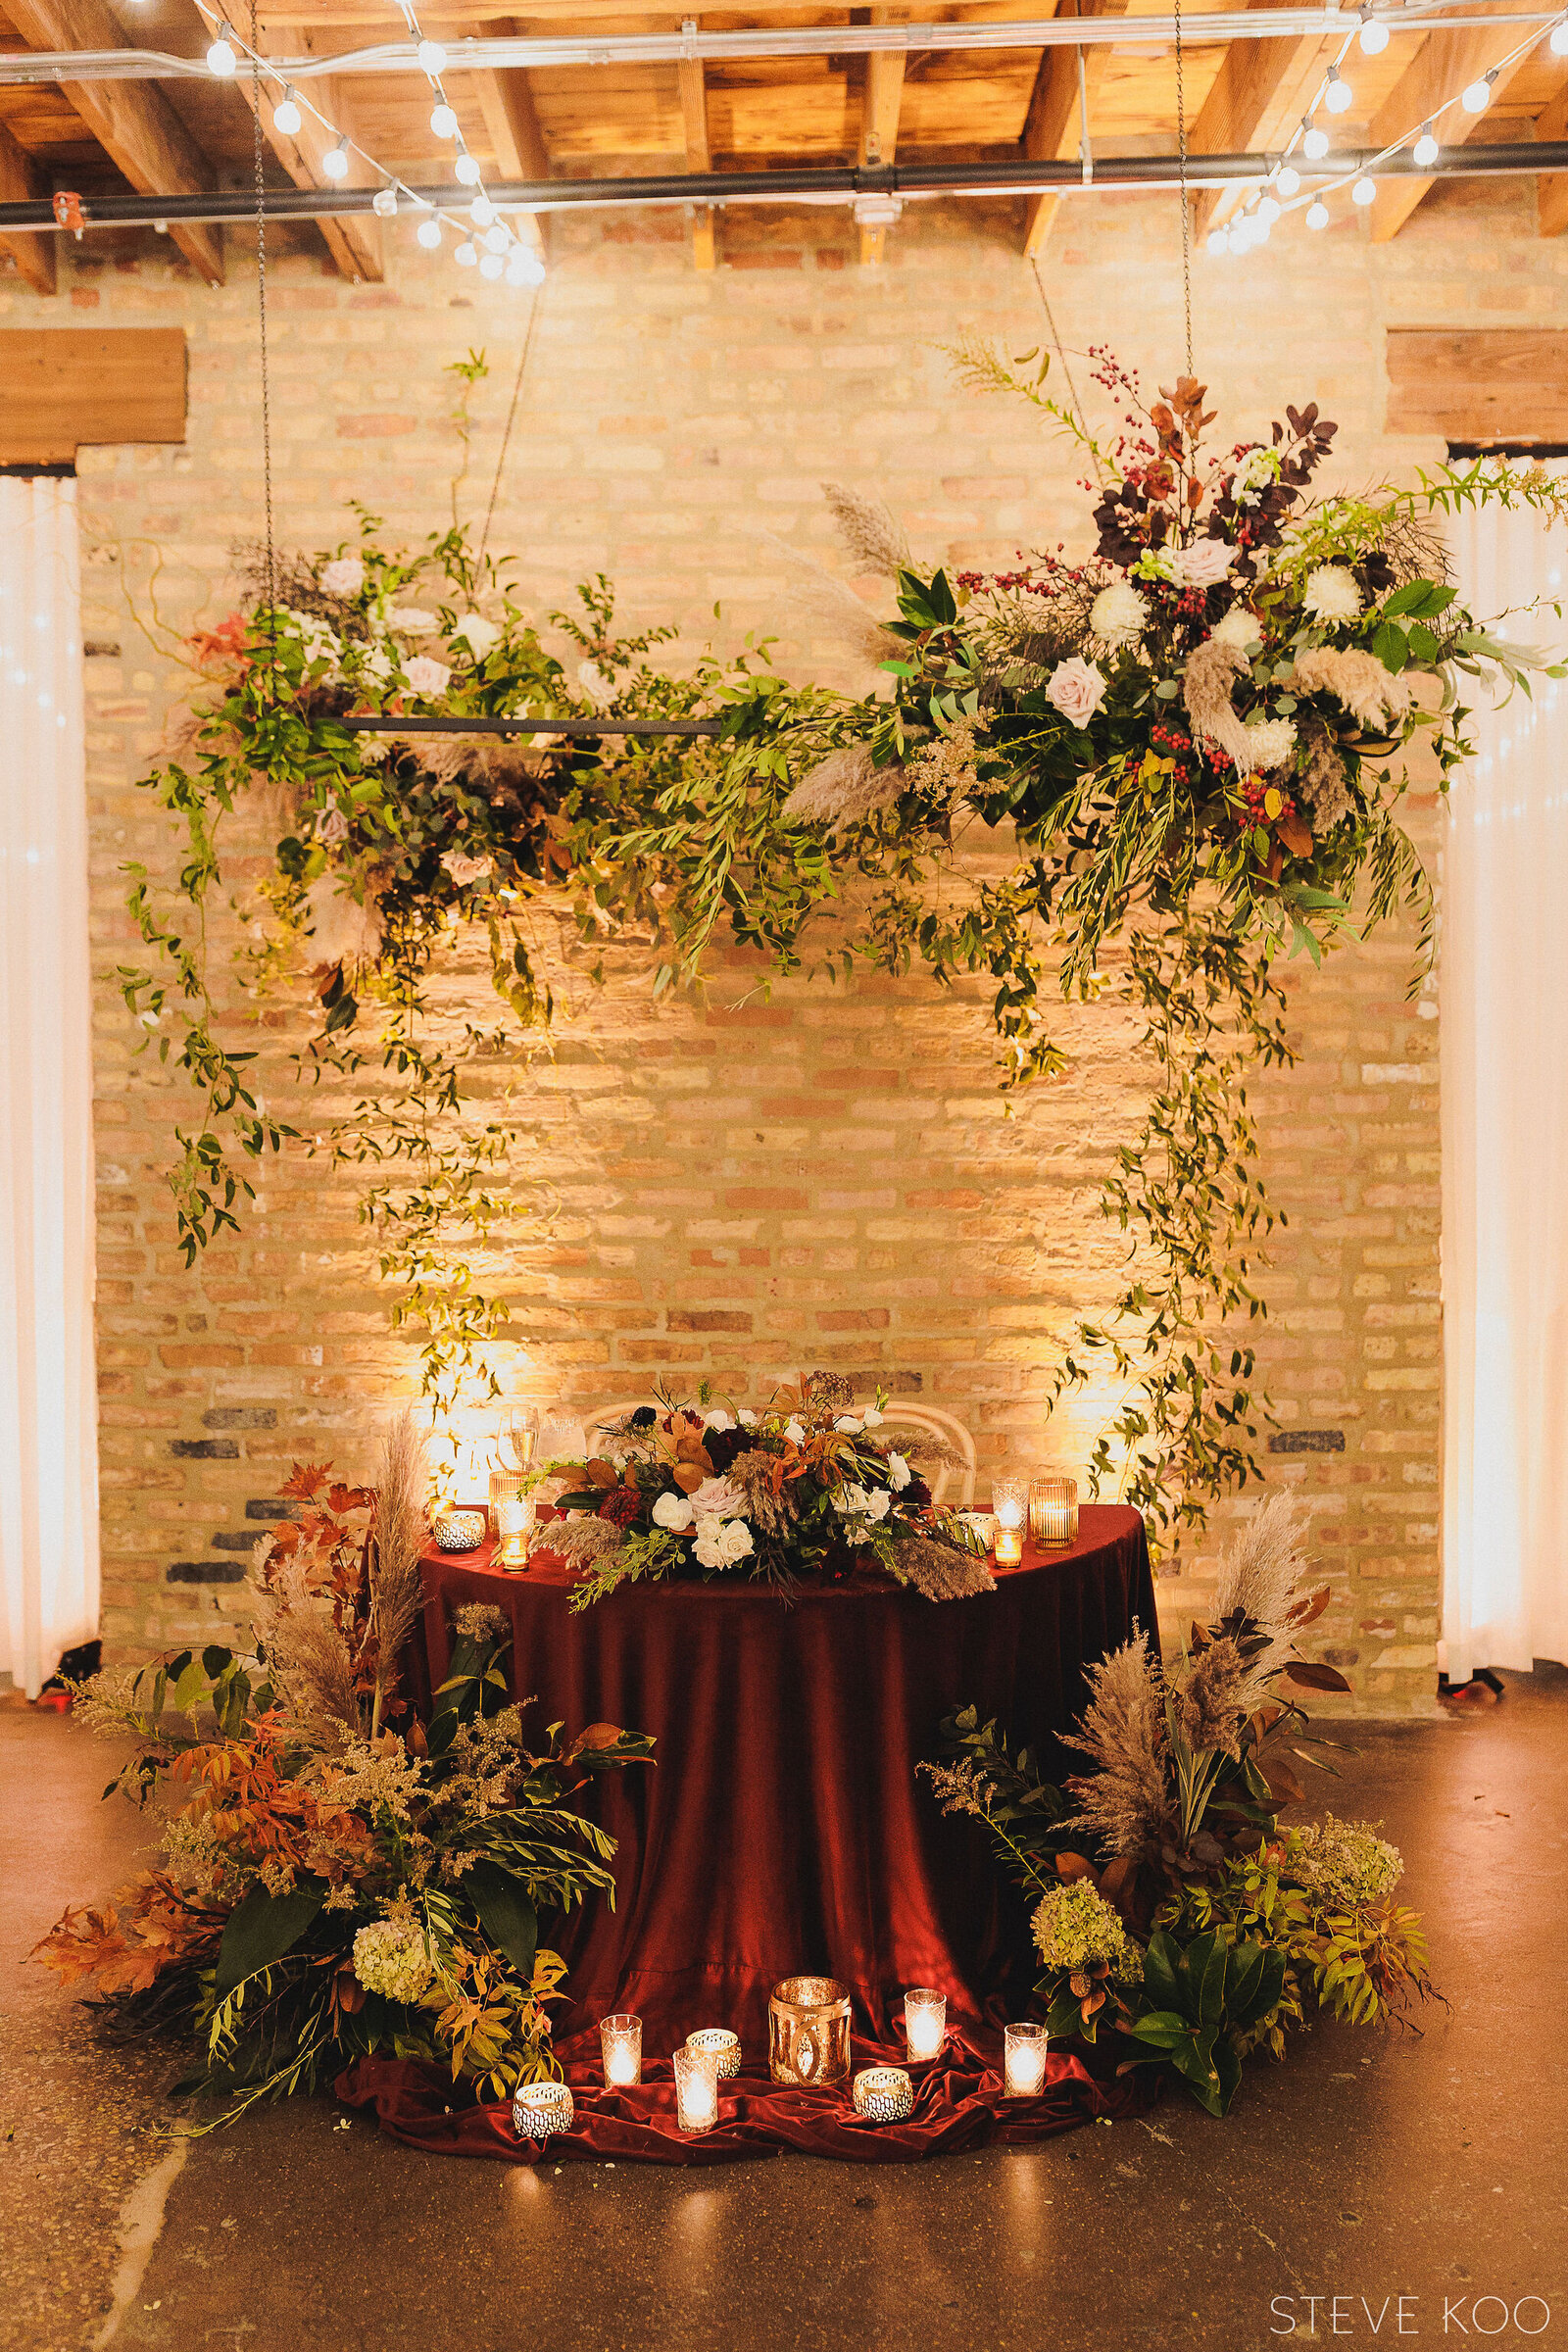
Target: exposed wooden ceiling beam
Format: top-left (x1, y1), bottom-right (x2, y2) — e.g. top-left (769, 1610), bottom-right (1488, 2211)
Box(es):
top-left (677, 31), bottom-right (715, 270)
top-left (4, 0), bottom-right (224, 286)
top-left (453, 15), bottom-right (549, 261)
top-left (1367, 24), bottom-right (1548, 241)
top-left (1021, 0), bottom-right (1122, 260)
top-left (0, 116), bottom-right (56, 297)
top-left (1538, 79), bottom-right (1568, 234)
top-left (858, 8), bottom-right (907, 264)
top-left (1189, 0), bottom-right (1330, 233)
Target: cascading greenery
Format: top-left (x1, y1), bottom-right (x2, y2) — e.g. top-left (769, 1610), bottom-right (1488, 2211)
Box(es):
top-left (117, 349), bottom-right (1565, 1545)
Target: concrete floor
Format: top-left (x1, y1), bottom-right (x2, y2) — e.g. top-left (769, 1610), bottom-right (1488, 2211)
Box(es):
top-left (3, 1674), bottom-right (1565, 2352)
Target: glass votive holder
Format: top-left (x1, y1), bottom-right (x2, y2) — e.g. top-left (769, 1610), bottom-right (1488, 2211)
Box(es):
top-left (852, 2065), bottom-right (913, 2124)
top-left (904, 1987), bottom-right (948, 2064)
top-left (685, 2028), bottom-right (741, 2081)
top-left (1004, 2022), bottom-right (1050, 2098)
top-left (495, 1487), bottom-right (536, 1574)
top-left (673, 2044), bottom-right (720, 2134)
top-left (768, 1975), bottom-right (852, 2086)
top-left (599, 2012), bottom-right (642, 2087)
top-left (512, 2079), bottom-right (574, 2139)
top-left (991, 1477), bottom-right (1025, 1566)
top-left (1028, 1476), bottom-right (1079, 1547)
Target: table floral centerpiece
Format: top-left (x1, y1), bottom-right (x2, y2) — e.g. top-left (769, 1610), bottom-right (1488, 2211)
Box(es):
top-left (541, 1374), bottom-right (996, 1609)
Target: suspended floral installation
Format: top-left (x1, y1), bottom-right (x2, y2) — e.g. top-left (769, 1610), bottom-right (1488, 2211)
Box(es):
top-left (120, 349), bottom-right (1566, 1546)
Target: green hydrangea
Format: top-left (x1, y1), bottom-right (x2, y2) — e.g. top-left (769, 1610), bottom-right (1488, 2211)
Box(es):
top-left (351, 1919), bottom-right (434, 2004)
top-left (1287, 1817), bottom-right (1404, 1910)
top-left (1031, 1880), bottom-right (1143, 1984)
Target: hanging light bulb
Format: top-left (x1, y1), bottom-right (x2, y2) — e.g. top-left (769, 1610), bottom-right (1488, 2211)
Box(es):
top-left (1351, 174), bottom-right (1377, 205)
top-left (1358, 10), bottom-right (1390, 52)
top-left (1552, 18), bottom-right (1568, 55)
top-left (417, 38), bottom-right (447, 74)
top-left (478, 251), bottom-right (505, 279)
top-left (416, 215), bottom-right (443, 249)
top-left (1205, 226), bottom-right (1229, 254)
top-left (454, 239), bottom-right (479, 267)
top-left (1302, 124), bottom-right (1331, 160)
top-left (431, 101), bottom-right (459, 139)
top-left (1258, 194), bottom-right (1282, 223)
top-left (469, 195), bottom-right (497, 227)
top-left (272, 84), bottom-right (302, 135)
top-left (482, 221), bottom-right (511, 254)
top-left (454, 153), bottom-right (482, 185)
top-left (1276, 164), bottom-right (1300, 196)
top-left (1251, 212), bottom-right (1272, 242)
top-left (372, 182), bottom-right (399, 218)
top-left (206, 19), bottom-right (237, 73)
top-left (322, 138), bottom-right (350, 180)
top-left (1324, 66), bottom-right (1353, 114)
top-left (1306, 199), bottom-right (1330, 228)
top-left (1461, 71), bottom-right (1495, 112)
top-left (1413, 121), bottom-right (1440, 166)
top-left (507, 249), bottom-right (546, 287)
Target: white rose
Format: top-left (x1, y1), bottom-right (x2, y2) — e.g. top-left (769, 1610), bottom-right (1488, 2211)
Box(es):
top-left (354, 643), bottom-right (393, 687)
top-left (1301, 564), bottom-right (1363, 624)
top-left (737, 1408), bottom-right (759, 1428)
top-left (834, 1414), bottom-right (863, 1435)
top-left (321, 556), bottom-right (366, 597)
top-left (783, 1418), bottom-right (807, 1446)
top-left (1045, 657), bottom-right (1107, 726)
top-left (687, 1475), bottom-right (746, 1520)
top-left (387, 607), bottom-right (438, 634)
top-left (886, 1450), bottom-right (911, 1492)
top-left (702, 1408), bottom-right (734, 1433)
top-left (863, 1488), bottom-right (892, 1523)
top-left (440, 850), bottom-right (490, 886)
top-left (405, 656), bottom-right (451, 698)
top-left (652, 1492), bottom-right (694, 1533)
top-left (1170, 540), bottom-right (1234, 590)
top-left (577, 659), bottom-right (615, 709)
top-left (1089, 581), bottom-right (1150, 649)
top-left (859, 1406), bottom-right (884, 1428)
top-left (450, 612), bottom-right (501, 661)
top-left (692, 1518), bottom-right (729, 1569)
top-left (316, 807), bottom-right (349, 845)
top-left (1211, 607), bottom-right (1261, 651)
top-left (837, 1483), bottom-right (870, 1518)
top-left (1242, 716), bottom-right (1298, 773)
top-left (718, 1520), bottom-right (754, 1565)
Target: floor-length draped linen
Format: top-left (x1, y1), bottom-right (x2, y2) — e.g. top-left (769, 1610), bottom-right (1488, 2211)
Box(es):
top-left (1442, 483), bottom-right (1568, 1681)
top-left (0, 477), bottom-right (99, 1697)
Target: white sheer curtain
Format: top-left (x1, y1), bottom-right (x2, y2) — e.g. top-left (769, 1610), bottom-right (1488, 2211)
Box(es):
top-left (0, 476), bottom-right (99, 1696)
top-left (1442, 483), bottom-right (1568, 1681)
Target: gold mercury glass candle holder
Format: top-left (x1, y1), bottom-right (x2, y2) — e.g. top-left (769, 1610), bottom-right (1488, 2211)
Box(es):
top-left (1004, 2022), bottom-right (1050, 2098)
top-left (1028, 1476), bottom-right (1079, 1547)
top-left (852, 2066), bottom-right (913, 2124)
top-left (991, 1477), bottom-right (1026, 1566)
top-left (685, 2028), bottom-right (742, 2081)
top-left (903, 1987), bottom-right (948, 2064)
top-left (512, 2079), bottom-right (574, 2139)
top-left (673, 2045), bottom-right (720, 2134)
top-left (768, 1976), bottom-right (852, 2086)
top-left (599, 2013), bottom-right (642, 2087)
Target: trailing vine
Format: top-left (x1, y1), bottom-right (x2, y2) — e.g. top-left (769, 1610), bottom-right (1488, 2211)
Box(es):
top-left (116, 350), bottom-right (1566, 1549)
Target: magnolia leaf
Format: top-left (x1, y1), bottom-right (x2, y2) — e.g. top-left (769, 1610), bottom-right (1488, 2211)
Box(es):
top-left (1055, 1851), bottom-right (1098, 1885)
top-left (216, 1883), bottom-right (324, 1995)
top-left (673, 1463), bottom-right (707, 1495)
top-left (1282, 1659), bottom-right (1353, 1694)
top-left (1286, 1583), bottom-right (1333, 1628)
top-left (465, 1861), bottom-right (537, 1985)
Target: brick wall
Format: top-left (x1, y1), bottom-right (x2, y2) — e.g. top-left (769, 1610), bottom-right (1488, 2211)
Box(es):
top-left (8, 178), bottom-right (1544, 1707)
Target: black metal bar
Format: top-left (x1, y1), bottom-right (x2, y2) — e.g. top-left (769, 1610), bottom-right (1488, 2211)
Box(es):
top-left (5, 145), bottom-right (1568, 232)
top-left (339, 713), bottom-right (726, 738)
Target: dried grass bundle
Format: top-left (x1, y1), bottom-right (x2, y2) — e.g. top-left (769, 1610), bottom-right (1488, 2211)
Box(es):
top-left (1213, 1490), bottom-right (1311, 1690)
top-left (749, 525), bottom-right (902, 668)
top-left (546, 1517), bottom-right (625, 1566)
top-left (1182, 638), bottom-right (1255, 769)
top-left (820, 481), bottom-right (911, 578)
top-left (780, 745), bottom-right (907, 831)
top-left (1299, 716), bottom-right (1356, 831)
top-left (895, 1540), bottom-right (997, 1602)
top-left (368, 1411), bottom-right (429, 1733)
top-left (381, 732), bottom-right (554, 800)
top-left (1060, 1633), bottom-right (1169, 1862)
top-left (726, 1448), bottom-right (802, 1541)
top-left (247, 1555), bottom-right (361, 1747)
top-left (1169, 1633), bottom-right (1270, 1757)
top-left (1290, 647), bottom-right (1417, 733)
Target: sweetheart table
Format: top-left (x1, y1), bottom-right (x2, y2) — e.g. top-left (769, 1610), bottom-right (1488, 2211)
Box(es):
top-left (415, 1503), bottom-right (1157, 2053)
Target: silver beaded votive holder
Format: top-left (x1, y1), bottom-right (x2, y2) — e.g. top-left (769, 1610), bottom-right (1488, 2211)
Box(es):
top-left (685, 2028), bottom-right (742, 2081)
top-left (852, 2066), bottom-right (913, 2125)
top-left (432, 1510), bottom-right (486, 1553)
top-left (512, 2080), bottom-right (574, 2140)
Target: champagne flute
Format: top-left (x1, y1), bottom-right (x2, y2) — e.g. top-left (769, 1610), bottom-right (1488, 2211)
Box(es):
top-left (499, 1402), bottom-right (539, 1476)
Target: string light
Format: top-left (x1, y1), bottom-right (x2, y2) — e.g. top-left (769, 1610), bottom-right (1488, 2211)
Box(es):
top-left (322, 138), bottom-right (350, 180)
top-left (416, 38), bottom-right (446, 74)
top-left (1358, 9), bottom-right (1389, 53)
top-left (430, 100), bottom-right (459, 139)
top-left (1205, 226), bottom-right (1227, 254)
top-left (1351, 173), bottom-right (1377, 204)
top-left (479, 252), bottom-right (505, 279)
top-left (1276, 165), bottom-right (1300, 196)
top-left (1460, 70), bottom-right (1496, 112)
top-left (206, 19), bottom-right (237, 73)
top-left (506, 250), bottom-right (545, 288)
top-left (1324, 65), bottom-right (1353, 115)
top-left (416, 216), bottom-right (443, 248)
top-left (272, 85), bottom-right (301, 135)
top-left (1306, 199), bottom-right (1330, 228)
top-left (470, 195), bottom-right (497, 226)
top-left (1413, 122), bottom-right (1440, 166)
top-left (372, 182), bottom-right (399, 218)
top-left (482, 222), bottom-right (511, 254)
top-left (455, 239), bottom-right (479, 267)
top-left (1302, 124), bottom-right (1331, 160)
top-left (1552, 18), bottom-right (1568, 54)
top-left (1258, 194), bottom-right (1281, 223)
top-left (454, 153), bottom-right (482, 186)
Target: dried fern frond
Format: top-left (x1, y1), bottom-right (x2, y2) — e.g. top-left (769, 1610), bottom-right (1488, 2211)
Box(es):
top-left (821, 481), bottom-right (911, 578)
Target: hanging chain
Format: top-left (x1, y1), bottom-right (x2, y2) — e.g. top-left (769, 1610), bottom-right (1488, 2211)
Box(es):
top-left (480, 284), bottom-right (544, 565)
top-left (1173, 0), bottom-right (1194, 378)
top-left (251, 0), bottom-right (278, 704)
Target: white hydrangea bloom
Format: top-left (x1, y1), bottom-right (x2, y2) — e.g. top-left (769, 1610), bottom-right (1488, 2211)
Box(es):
top-left (352, 1919), bottom-right (433, 2004)
top-left (1089, 581), bottom-right (1150, 648)
top-left (321, 556), bottom-right (366, 597)
top-left (1210, 607), bottom-right (1261, 650)
top-left (1301, 564), bottom-right (1362, 623)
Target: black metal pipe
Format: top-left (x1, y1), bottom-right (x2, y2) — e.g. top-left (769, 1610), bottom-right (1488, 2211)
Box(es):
top-left (4, 145), bottom-right (1567, 233)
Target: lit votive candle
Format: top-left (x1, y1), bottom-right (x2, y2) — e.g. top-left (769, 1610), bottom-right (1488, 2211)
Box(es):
top-left (513, 2079), bottom-right (574, 2139)
top-left (673, 2044), bottom-right (720, 2134)
top-left (853, 2066), bottom-right (913, 2124)
top-left (1028, 1475), bottom-right (1079, 1548)
top-left (600, 2012), bottom-right (642, 2087)
top-left (992, 1477), bottom-right (1025, 1566)
top-left (495, 1489), bottom-right (536, 1574)
top-left (1004, 2022), bottom-right (1050, 2099)
top-left (685, 2028), bottom-right (741, 2081)
top-left (904, 1987), bottom-right (948, 2064)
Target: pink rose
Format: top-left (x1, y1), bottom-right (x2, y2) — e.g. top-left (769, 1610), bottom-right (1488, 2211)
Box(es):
top-left (1169, 539), bottom-right (1234, 590)
top-left (405, 655), bottom-right (451, 698)
top-left (1045, 656), bottom-right (1107, 726)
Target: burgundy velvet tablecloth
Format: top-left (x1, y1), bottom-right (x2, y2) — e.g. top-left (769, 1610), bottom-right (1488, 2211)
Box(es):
top-left (415, 1505), bottom-right (1156, 2054)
